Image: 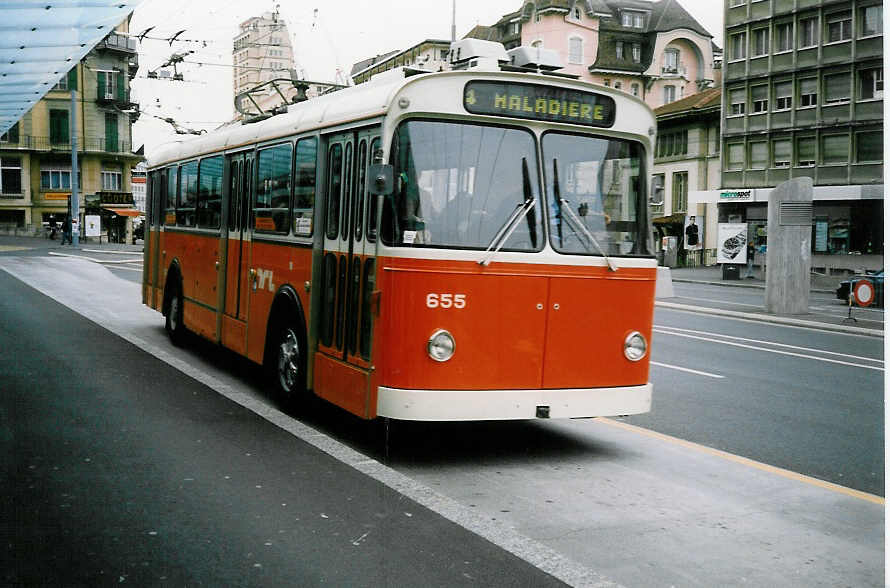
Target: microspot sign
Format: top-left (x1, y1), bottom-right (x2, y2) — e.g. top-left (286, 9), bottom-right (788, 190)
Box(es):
top-left (719, 190), bottom-right (753, 201)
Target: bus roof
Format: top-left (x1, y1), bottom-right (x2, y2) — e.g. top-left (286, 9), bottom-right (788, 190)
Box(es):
top-left (147, 68), bottom-right (654, 168)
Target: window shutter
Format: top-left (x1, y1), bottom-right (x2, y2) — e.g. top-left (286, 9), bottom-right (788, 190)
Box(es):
top-left (67, 67), bottom-right (77, 91)
top-left (97, 74), bottom-right (106, 99)
top-left (824, 73), bottom-right (849, 102)
top-left (116, 71), bottom-right (125, 101)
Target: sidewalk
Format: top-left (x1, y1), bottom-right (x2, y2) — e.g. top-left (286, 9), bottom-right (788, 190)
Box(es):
top-left (0, 233), bottom-right (143, 255)
top-left (669, 264), bottom-right (837, 293)
top-left (662, 264), bottom-right (882, 337)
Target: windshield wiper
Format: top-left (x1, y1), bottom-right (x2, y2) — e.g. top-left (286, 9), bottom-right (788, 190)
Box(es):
top-left (553, 159), bottom-right (617, 272)
top-left (479, 158), bottom-right (536, 267)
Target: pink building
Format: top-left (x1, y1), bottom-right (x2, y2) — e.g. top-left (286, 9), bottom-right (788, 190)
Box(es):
top-left (466, 0), bottom-right (718, 110)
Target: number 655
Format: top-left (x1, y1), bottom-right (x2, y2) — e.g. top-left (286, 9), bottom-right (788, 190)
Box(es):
top-left (426, 293), bottom-right (467, 309)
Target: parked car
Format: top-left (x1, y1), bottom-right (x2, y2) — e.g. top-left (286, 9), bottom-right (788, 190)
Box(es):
top-left (836, 270), bottom-right (883, 307)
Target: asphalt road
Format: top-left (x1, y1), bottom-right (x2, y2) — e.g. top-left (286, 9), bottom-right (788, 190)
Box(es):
top-left (670, 281), bottom-right (885, 330)
top-left (0, 247), bottom-right (884, 587)
top-left (0, 269), bottom-right (566, 587)
top-left (637, 305), bottom-right (884, 496)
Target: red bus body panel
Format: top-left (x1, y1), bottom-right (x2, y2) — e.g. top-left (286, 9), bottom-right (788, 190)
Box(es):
top-left (375, 257), bottom-right (654, 394)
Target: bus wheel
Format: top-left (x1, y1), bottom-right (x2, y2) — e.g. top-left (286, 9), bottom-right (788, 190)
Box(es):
top-left (274, 324), bottom-right (305, 404)
top-left (165, 284), bottom-right (185, 346)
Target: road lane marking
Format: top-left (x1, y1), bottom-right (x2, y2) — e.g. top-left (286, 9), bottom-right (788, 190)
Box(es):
top-left (80, 248), bottom-right (143, 256)
top-left (655, 325), bottom-right (884, 366)
top-left (598, 418), bottom-right (884, 506)
top-left (655, 301), bottom-right (883, 339)
top-left (650, 361), bottom-right (724, 379)
top-left (676, 295), bottom-right (762, 308)
top-left (654, 329), bottom-right (884, 372)
top-left (109, 265), bottom-right (144, 272)
top-left (48, 251), bottom-right (144, 265)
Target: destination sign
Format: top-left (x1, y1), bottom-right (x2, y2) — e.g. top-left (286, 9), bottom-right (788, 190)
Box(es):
top-left (463, 81), bottom-right (615, 128)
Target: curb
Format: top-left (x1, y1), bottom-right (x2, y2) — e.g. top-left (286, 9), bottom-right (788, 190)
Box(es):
top-left (655, 300), bottom-right (883, 338)
top-left (671, 277), bottom-right (836, 295)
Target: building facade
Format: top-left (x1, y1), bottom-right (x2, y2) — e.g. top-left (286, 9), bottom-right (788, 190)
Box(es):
top-left (351, 40), bottom-right (452, 85)
top-left (466, 0), bottom-right (718, 110)
top-left (0, 19), bottom-right (141, 241)
top-left (233, 11), bottom-right (297, 115)
top-left (720, 0), bottom-right (882, 273)
top-left (651, 87), bottom-right (722, 264)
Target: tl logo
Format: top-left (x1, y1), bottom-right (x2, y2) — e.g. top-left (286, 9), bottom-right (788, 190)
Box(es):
top-left (255, 268), bottom-right (275, 292)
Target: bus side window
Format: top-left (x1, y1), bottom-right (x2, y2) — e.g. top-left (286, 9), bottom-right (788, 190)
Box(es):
top-left (341, 142), bottom-right (353, 242)
top-left (177, 161), bottom-right (198, 227)
top-left (354, 139), bottom-right (367, 242)
top-left (293, 137), bottom-right (317, 237)
top-left (165, 167), bottom-right (178, 226)
top-left (228, 160), bottom-right (240, 232)
top-left (325, 144), bottom-right (343, 240)
top-left (366, 138), bottom-right (381, 242)
top-left (255, 144), bottom-right (292, 235)
top-left (197, 156), bottom-right (223, 230)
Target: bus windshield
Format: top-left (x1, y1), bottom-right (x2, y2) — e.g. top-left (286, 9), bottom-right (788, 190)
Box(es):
top-left (382, 120), bottom-right (543, 251)
top-left (543, 132), bottom-right (649, 256)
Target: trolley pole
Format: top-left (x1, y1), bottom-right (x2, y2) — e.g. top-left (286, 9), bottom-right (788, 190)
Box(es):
top-left (70, 87), bottom-right (80, 248)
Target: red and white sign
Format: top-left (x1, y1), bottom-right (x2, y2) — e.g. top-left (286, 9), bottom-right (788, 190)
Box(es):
top-left (853, 279), bottom-right (875, 307)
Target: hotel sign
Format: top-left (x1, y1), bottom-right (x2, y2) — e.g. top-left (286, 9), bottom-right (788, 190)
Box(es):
top-left (719, 190), bottom-right (752, 201)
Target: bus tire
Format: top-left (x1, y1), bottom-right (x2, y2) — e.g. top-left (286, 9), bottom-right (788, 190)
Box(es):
top-left (165, 281), bottom-right (186, 346)
top-left (269, 319), bottom-right (307, 408)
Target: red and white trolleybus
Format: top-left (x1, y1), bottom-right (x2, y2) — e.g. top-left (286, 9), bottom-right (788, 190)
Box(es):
top-left (143, 42), bottom-right (660, 421)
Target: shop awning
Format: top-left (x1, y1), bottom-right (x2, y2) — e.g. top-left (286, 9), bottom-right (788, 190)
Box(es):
top-left (103, 207), bottom-right (141, 217)
top-left (652, 213), bottom-right (687, 225)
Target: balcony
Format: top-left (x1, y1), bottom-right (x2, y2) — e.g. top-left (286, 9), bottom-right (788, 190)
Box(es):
top-left (128, 54), bottom-right (139, 80)
top-left (661, 64), bottom-right (688, 78)
top-left (97, 33), bottom-right (137, 54)
top-left (96, 87), bottom-right (134, 107)
top-left (0, 135), bottom-right (134, 154)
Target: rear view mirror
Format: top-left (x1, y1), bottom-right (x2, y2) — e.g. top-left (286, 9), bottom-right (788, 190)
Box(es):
top-left (368, 164), bottom-right (394, 195)
top-left (649, 175), bottom-right (664, 206)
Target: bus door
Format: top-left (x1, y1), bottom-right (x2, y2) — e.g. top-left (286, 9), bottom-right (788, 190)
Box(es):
top-left (315, 129), bottom-right (375, 416)
top-left (343, 130), bottom-right (380, 369)
top-left (220, 152), bottom-right (252, 355)
top-left (144, 169), bottom-right (164, 310)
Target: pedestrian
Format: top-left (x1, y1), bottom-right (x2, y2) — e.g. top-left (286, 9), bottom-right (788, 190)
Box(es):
top-left (743, 241), bottom-right (755, 278)
top-left (49, 217), bottom-right (58, 240)
top-left (61, 214), bottom-right (72, 245)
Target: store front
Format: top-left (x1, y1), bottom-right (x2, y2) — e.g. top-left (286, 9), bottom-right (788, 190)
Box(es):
top-left (704, 185), bottom-right (883, 275)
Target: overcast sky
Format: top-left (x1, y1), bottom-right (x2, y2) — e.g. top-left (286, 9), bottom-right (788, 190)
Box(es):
top-left (130, 0), bottom-right (723, 153)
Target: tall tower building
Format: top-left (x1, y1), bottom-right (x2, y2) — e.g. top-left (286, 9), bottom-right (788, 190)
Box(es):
top-left (233, 10), bottom-right (296, 114)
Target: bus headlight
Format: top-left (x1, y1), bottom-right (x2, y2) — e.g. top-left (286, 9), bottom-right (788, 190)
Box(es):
top-left (624, 331), bottom-right (647, 361)
top-left (428, 329), bottom-right (456, 362)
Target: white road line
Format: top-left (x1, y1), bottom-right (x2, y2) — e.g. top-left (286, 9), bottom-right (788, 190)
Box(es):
top-left (676, 295), bottom-right (762, 308)
top-left (80, 248), bottom-right (143, 256)
top-left (655, 324), bottom-right (884, 365)
top-left (109, 265), bottom-right (143, 272)
top-left (650, 361), bottom-right (724, 379)
top-left (654, 329), bottom-right (884, 372)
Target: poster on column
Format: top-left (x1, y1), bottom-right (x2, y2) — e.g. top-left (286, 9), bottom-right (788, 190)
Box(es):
top-left (683, 215), bottom-right (702, 250)
top-left (716, 222), bottom-right (748, 264)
